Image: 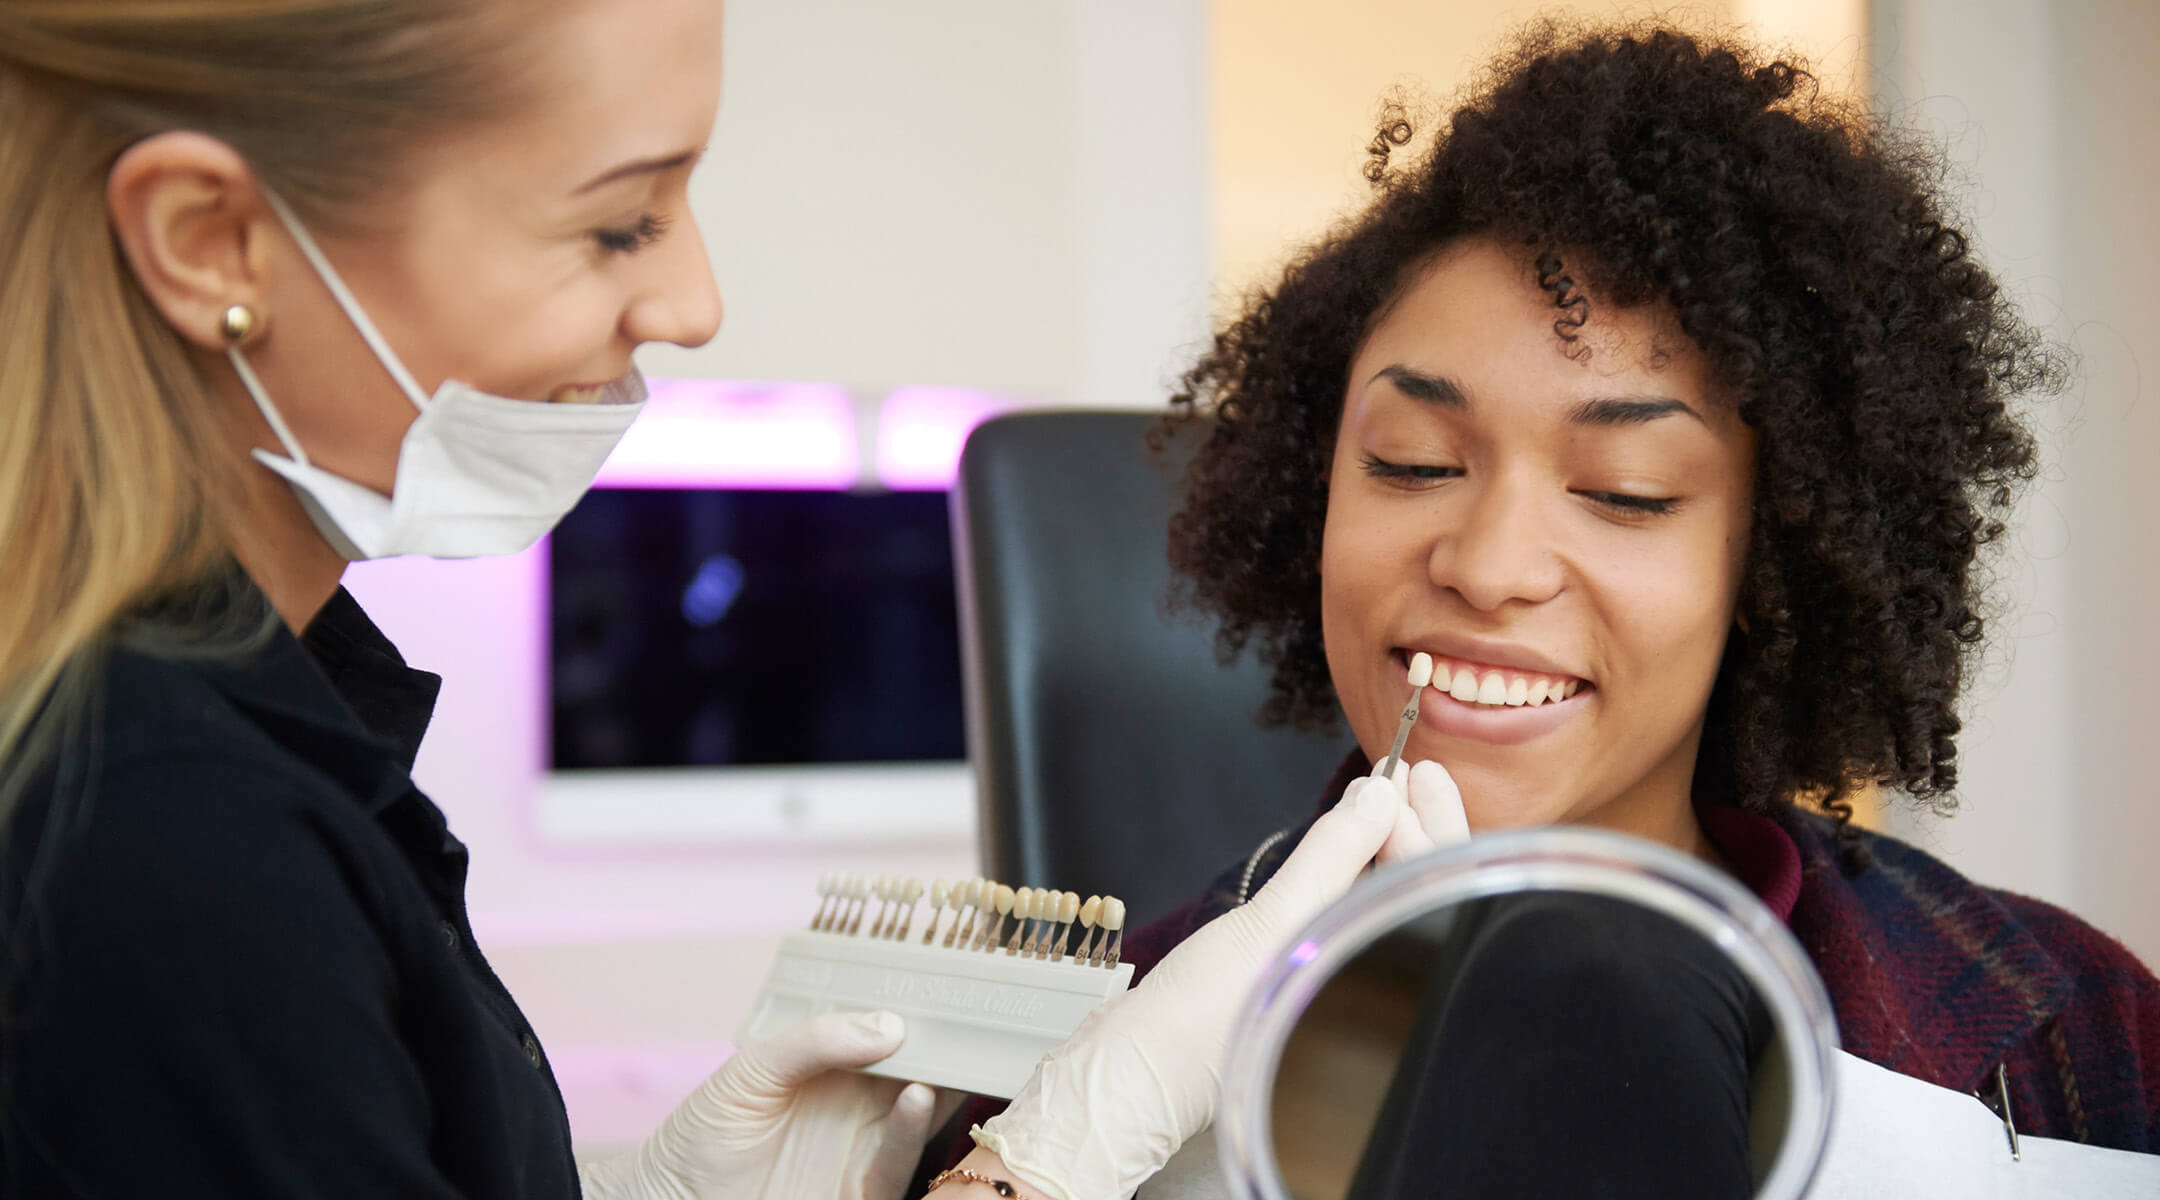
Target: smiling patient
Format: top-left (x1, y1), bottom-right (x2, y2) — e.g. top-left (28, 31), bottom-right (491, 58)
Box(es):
top-left (914, 19), bottom-right (2160, 1195)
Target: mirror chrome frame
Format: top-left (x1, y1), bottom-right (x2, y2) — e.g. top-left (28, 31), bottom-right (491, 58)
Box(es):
top-left (1218, 826), bottom-right (1839, 1200)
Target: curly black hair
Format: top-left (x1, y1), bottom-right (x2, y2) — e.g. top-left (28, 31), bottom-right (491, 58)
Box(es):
top-left (1162, 22), bottom-right (2061, 843)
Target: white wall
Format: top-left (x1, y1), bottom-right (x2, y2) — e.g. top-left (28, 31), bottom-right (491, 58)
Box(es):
top-left (635, 0), bottom-right (1214, 408)
top-left (2052, 2), bottom-right (2160, 967)
top-left (1873, 0), bottom-right (2160, 965)
top-left (347, 0), bottom-right (1212, 1149)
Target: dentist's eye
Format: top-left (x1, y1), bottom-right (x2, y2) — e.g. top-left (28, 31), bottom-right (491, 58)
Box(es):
top-left (591, 212), bottom-right (671, 256)
top-left (1359, 454), bottom-right (1461, 486)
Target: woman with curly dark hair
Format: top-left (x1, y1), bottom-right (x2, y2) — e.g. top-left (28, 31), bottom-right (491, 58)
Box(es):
top-left (922, 20), bottom-right (2160, 1197)
top-left (1146, 11), bottom-right (2160, 1156)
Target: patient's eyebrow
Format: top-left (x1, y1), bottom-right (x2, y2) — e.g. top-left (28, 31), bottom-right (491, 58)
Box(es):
top-left (1568, 396), bottom-right (1705, 427)
top-left (1371, 365), bottom-right (1468, 409)
top-left (1370, 367), bottom-right (1705, 427)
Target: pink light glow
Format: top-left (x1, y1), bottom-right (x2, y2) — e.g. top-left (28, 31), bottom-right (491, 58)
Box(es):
top-left (875, 386), bottom-right (1018, 490)
top-left (597, 378), bottom-right (859, 490)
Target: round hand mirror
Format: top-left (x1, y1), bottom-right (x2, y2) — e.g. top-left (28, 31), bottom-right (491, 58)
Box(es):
top-left (1217, 827), bottom-right (1839, 1200)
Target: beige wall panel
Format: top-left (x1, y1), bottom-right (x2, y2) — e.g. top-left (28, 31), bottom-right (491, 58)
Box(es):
top-left (1207, 1), bottom-right (1878, 304)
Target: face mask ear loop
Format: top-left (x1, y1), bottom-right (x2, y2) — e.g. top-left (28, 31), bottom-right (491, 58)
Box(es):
top-left (259, 189), bottom-right (433, 412)
top-left (228, 346), bottom-right (310, 466)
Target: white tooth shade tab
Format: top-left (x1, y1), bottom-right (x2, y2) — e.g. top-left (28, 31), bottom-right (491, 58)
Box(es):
top-left (1101, 897), bottom-right (1126, 932)
top-left (1407, 652), bottom-right (1435, 688)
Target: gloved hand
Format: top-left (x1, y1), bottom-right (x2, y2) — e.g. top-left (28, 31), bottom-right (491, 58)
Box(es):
top-left (578, 1010), bottom-right (954, 1200)
top-left (971, 757), bottom-right (1468, 1199)
top-left (1378, 757), bottom-right (1469, 862)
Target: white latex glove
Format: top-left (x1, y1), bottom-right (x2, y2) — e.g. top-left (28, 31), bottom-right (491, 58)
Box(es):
top-left (579, 1010), bottom-right (954, 1200)
top-left (972, 758), bottom-right (1468, 1200)
top-left (1378, 757), bottom-right (1469, 862)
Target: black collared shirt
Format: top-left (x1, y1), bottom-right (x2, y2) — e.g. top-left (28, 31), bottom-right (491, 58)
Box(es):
top-left (2, 586), bottom-right (580, 1198)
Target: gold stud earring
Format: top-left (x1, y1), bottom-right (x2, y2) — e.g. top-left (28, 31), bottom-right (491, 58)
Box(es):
top-left (218, 303), bottom-right (258, 343)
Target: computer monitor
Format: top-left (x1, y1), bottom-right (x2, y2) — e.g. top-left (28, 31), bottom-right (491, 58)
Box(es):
top-left (550, 485), bottom-right (966, 769)
top-left (535, 379), bottom-right (1005, 846)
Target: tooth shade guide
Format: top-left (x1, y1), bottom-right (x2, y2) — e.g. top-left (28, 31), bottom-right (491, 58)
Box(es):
top-left (1088, 897), bottom-right (1124, 966)
top-left (1075, 895), bottom-right (1102, 960)
top-left (944, 879), bottom-right (972, 948)
top-left (891, 878), bottom-right (924, 940)
top-left (972, 879), bottom-right (996, 947)
top-left (807, 875), bottom-right (1130, 973)
top-left (922, 880), bottom-right (950, 943)
top-left (849, 876), bottom-right (876, 936)
top-left (1034, 891), bottom-right (1065, 960)
top-left (832, 874), bottom-right (853, 933)
top-left (747, 884), bottom-right (1138, 1098)
top-left (980, 884), bottom-right (1002, 949)
top-left (1006, 888), bottom-right (1036, 954)
top-left (1023, 889), bottom-right (1052, 956)
top-left (1049, 891), bottom-right (1081, 960)
top-left (963, 880), bottom-right (992, 951)
top-left (978, 883), bottom-right (1014, 952)
top-left (1102, 896), bottom-right (1126, 968)
top-left (876, 876), bottom-right (902, 941)
top-left (976, 884), bottom-right (1006, 953)
top-left (943, 879), bottom-right (976, 949)
top-left (869, 876), bottom-right (893, 938)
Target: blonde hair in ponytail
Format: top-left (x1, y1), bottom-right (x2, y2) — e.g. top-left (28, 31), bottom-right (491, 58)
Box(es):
top-left (0, 1), bottom-right (534, 831)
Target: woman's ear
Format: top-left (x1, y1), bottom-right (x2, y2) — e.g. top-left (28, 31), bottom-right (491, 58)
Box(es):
top-left (106, 131), bottom-right (274, 349)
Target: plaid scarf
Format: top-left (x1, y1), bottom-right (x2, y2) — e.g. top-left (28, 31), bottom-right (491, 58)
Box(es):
top-left (1773, 805), bottom-right (2160, 1151)
top-left (1120, 754), bottom-right (2160, 1152)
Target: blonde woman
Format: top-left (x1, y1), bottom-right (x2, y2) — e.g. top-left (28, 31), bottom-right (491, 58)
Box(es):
top-left (0, 2), bottom-right (1439, 1196)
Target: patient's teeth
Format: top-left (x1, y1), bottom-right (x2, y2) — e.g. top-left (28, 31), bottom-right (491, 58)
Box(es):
top-left (1565, 680), bottom-right (1581, 698)
top-left (1449, 667), bottom-right (1480, 701)
top-left (1506, 677), bottom-right (1528, 706)
top-left (1476, 673), bottom-right (1508, 705)
top-left (1527, 679), bottom-right (1550, 706)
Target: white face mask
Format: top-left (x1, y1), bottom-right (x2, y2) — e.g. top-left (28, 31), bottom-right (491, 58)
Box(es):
top-left (227, 191), bottom-right (646, 561)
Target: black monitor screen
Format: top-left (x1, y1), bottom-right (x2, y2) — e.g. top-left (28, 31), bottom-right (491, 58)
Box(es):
top-left (548, 488), bottom-right (967, 769)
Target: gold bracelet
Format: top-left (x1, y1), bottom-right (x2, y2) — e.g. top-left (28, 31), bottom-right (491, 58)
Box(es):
top-left (926, 1166), bottom-right (1023, 1197)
